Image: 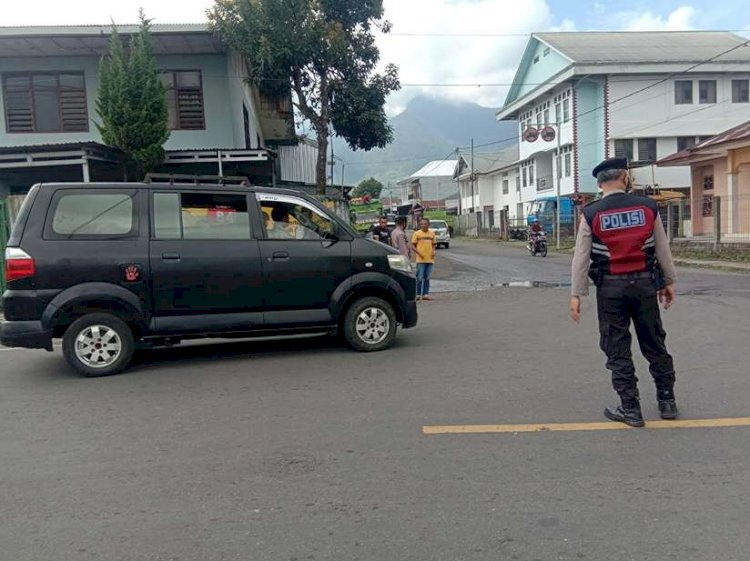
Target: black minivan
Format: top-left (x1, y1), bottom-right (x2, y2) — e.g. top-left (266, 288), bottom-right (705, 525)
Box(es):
top-left (1, 182), bottom-right (417, 376)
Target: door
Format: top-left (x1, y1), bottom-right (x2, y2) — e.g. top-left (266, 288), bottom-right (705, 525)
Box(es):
top-left (255, 193), bottom-right (352, 327)
top-left (148, 190), bottom-right (264, 334)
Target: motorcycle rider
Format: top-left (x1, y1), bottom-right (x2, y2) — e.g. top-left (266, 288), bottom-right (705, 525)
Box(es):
top-left (529, 213), bottom-right (544, 250)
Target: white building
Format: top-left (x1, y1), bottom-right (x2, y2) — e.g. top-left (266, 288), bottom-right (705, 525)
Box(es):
top-left (397, 159), bottom-right (459, 207)
top-left (497, 31), bottom-right (750, 200)
top-left (454, 145), bottom-right (519, 228)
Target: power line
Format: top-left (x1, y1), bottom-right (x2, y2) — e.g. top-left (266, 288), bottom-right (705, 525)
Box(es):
top-left (385, 29), bottom-right (750, 38)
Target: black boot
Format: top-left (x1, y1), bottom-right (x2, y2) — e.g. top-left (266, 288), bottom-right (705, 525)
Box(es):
top-left (657, 390), bottom-right (679, 420)
top-left (604, 398), bottom-right (645, 428)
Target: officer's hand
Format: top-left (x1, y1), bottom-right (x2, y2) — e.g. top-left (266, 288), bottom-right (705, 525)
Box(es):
top-left (569, 296), bottom-right (581, 323)
top-left (659, 285), bottom-right (675, 310)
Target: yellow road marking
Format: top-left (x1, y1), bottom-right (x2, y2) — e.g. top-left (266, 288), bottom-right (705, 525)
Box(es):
top-left (423, 418), bottom-right (750, 435)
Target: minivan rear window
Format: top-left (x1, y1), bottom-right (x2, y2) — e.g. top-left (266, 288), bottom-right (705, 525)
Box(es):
top-left (48, 192), bottom-right (136, 238)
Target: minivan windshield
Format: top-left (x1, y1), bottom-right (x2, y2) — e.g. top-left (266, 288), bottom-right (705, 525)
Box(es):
top-left (430, 221), bottom-right (448, 229)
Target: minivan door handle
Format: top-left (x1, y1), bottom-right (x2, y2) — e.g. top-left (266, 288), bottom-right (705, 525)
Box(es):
top-left (269, 251), bottom-right (289, 262)
top-left (161, 252), bottom-right (181, 262)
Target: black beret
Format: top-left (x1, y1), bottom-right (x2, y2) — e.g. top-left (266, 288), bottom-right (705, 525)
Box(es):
top-left (592, 157), bottom-right (629, 178)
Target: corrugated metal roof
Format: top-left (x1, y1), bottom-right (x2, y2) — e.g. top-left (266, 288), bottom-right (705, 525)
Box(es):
top-left (0, 141), bottom-right (117, 155)
top-left (0, 24), bottom-right (210, 36)
top-left (458, 145), bottom-right (519, 175)
top-left (0, 24), bottom-right (223, 57)
top-left (535, 31), bottom-right (750, 64)
top-left (696, 120), bottom-right (750, 148)
top-left (408, 159), bottom-right (459, 179)
top-left (658, 120), bottom-right (750, 165)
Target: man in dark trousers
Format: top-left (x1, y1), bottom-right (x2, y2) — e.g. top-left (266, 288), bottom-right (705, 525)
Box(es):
top-left (569, 158), bottom-right (679, 427)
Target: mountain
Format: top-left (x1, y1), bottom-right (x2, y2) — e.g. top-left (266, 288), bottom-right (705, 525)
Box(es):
top-left (331, 96), bottom-right (518, 193)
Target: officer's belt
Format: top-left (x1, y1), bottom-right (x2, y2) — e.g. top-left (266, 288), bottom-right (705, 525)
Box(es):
top-left (601, 271), bottom-right (653, 280)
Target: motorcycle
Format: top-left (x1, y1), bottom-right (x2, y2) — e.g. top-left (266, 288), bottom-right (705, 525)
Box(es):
top-left (527, 230), bottom-right (548, 257)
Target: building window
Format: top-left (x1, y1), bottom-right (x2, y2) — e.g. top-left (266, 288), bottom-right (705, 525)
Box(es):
top-left (159, 70), bottom-right (205, 130)
top-left (638, 138), bottom-right (657, 162)
top-left (554, 102), bottom-right (561, 125)
top-left (562, 98), bottom-right (570, 122)
top-left (698, 80), bottom-right (717, 104)
top-left (502, 174), bottom-right (509, 195)
top-left (522, 167), bottom-right (528, 187)
top-left (614, 139), bottom-right (634, 161)
top-left (564, 152), bottom-right (572, 177)
top-left (543, 108), bottom-right (550, 126)
top-left (674, 80), bottom-right (693, 104)
top-left (677, 136), bottom-right (696, 152)
top-left (732, 79), bottom-right (749, 103)
top-left (2, 72), bottom-right (88, 133)
top-left (702, 195), bottom-right (713, 217)
top-left (516, 174), bottom-right (521, 192)
top-left (703, 173), bottom-right (714, 191)
top-left (529, 163), bottom-right (535, 184)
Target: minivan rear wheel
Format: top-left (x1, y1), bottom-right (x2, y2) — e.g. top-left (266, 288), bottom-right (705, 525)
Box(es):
top-left (343, 297), bottom-right (397, 352)
top-left (62, 313), bottom-right (135, 377)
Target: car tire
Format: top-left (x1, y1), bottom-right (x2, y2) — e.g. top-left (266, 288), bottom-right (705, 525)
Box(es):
top-left (62, 313), bottom-right (135, 377)
top-left (444, 243), bottom-right (450, 249)
top-left (342, 297), bottom-right (398, 352)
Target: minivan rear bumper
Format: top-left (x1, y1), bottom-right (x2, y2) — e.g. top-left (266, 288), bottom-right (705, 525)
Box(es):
top-left (0, 320), bottom-right (53, 351)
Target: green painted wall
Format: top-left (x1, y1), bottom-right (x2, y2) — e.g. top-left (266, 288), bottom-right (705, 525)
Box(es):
top-left (574, 78), bottom-right (606, 194)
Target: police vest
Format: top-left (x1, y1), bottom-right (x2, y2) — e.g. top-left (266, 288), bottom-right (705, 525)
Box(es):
top-left (582, 192), bottom-right (659, 276)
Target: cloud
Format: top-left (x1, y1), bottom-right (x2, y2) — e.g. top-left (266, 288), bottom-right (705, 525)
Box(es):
top-left (378, 0), bottom-right (558, 114)
top-left (622, 6), bottom-right (697, 31)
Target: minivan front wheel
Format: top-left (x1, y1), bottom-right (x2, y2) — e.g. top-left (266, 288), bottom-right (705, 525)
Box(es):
top-left (62, 314), bottom-right (135, 377)
top-left (343, 297), bottom-right (397, 352)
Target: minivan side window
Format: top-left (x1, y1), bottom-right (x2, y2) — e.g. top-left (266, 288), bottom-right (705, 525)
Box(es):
top-left (47, 191), bottom-right (137, 239)
top-left (153, 192), bottom-right (252, 240)
top-left (257, 195), bottom-right (336, 241)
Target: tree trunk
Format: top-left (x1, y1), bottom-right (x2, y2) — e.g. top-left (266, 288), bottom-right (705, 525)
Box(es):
top-left (315, 127), bottom-right (328, 196)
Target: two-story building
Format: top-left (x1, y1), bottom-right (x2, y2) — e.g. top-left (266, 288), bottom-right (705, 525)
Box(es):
top-left (0, 24), bottom-right (302, 209)
top-left (497, 31), bottom-right (750, 209)
top-left (454, 145), bottom-right (519, 229)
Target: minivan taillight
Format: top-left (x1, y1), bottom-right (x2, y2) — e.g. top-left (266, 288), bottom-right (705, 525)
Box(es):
top-left (4, 248), bottom-right (36, 283)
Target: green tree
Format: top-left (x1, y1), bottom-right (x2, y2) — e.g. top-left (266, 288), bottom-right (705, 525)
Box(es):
top-left (96, 10), bottom-right (170, 178)
top-left (209, 0), bottom-right (399, 194)
top-left (352, 177), bottom-right (384, 199)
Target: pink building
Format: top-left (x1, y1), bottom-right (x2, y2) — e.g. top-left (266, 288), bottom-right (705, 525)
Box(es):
top-left (659, 121), bottom-right (750, 240)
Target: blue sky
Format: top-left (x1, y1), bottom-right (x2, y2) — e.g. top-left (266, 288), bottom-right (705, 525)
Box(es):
top-left (547, 0), bottom-right (748, 31)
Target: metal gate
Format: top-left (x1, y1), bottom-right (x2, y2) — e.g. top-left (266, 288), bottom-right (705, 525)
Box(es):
top-left (0, 198), bottom-right (9, 295)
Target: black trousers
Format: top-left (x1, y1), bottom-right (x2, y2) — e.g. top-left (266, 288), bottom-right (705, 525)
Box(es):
top-left (596, 274), bottom-right (676, 401)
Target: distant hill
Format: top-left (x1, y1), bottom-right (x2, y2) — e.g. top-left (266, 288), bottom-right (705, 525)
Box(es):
top-left (331, 96), bottom-right (518, 193)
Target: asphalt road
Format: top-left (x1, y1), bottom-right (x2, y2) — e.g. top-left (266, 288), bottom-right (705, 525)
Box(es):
top-left (2, 239), bottom-right (750, 561)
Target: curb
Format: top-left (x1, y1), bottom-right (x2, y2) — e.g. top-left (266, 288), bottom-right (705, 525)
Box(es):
top-left (674, 260), bottom-right (750, 273)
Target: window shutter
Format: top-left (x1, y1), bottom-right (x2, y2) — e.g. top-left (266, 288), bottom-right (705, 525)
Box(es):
top-left (177, 87), bottom-right (205, 130)
top-left (60, 87), bottom-right (88, 132)
top-left (5, 90), bottom-right (34, 132)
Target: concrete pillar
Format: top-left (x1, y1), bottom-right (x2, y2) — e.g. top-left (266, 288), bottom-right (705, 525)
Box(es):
top-left (82, 159), bottom-right (91, 183)
top-left (727, 172), bottom-right (738, 234)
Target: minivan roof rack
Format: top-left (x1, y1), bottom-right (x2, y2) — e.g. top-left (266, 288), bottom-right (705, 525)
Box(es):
top-left (143, 173), bottom-right (251, 186)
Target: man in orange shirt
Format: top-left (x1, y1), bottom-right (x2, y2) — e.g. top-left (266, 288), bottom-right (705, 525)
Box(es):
top-left (411, 218), bottom-right (437, 300)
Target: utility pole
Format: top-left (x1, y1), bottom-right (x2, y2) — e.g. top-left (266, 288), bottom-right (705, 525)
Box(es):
top-left (555, 121), bottom-right (562, 249)
top-left (470, 138), bottom-right (475, 214)
top-left (329, 132), bottom-right (335, 187)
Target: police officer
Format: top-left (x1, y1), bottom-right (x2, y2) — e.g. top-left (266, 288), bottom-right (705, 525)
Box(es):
top-left (569, 158), bottom-right (679, 427)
